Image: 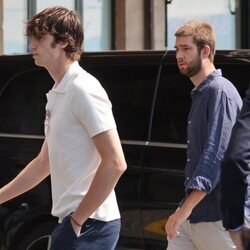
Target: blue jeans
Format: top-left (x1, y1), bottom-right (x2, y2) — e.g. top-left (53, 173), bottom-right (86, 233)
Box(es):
top-left (50, 214), bottom-right (121, 250)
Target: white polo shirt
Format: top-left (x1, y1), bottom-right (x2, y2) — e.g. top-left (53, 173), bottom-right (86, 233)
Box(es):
top-left (45, 61), bottom-right (120, 222)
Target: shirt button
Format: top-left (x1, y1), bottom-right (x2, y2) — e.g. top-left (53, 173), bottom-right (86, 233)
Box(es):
top-left (187, 177), bottom-right (190, 180)
top-left (187, 140), bottom-right (190, 143)
top-left (188, 121), bottom-right (191, 124)
top-left (187, 158), bottom-right (190, 162)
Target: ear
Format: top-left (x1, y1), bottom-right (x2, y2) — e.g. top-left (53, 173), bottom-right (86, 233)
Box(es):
top-left (201, 45), bottom-right (211, 59)
top-left (59, 41), bottom-right (68, 49)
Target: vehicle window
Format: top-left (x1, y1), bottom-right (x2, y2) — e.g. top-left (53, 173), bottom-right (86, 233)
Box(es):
top-left (84, 63), bottom-right (157, 141)
top-left (0, 69), bottom-right (53, 135)
top-left (151, 64), bottom-right (192, 143)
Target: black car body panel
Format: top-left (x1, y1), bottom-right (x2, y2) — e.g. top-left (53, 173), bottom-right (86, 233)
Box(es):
top-left (0, 50), bottom-right (249, 250)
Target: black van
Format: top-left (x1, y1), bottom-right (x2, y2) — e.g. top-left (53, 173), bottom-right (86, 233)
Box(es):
top-left (0, 50), bottom-right (249, 250)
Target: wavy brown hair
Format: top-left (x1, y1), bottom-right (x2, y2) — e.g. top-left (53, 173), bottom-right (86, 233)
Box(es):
top-left (26, 6), bottom-right (83, 61)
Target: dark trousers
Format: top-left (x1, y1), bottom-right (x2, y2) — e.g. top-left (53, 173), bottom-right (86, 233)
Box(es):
top-left (50, 215), bottom-right (121, 250)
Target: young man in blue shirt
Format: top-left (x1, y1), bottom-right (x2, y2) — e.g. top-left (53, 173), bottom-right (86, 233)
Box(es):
top-left (165, 20), bottom-right (242, 250)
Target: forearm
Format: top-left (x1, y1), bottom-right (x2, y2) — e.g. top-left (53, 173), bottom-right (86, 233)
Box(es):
top-left (71, 129), bottom-right (126, 229)
top-left (72, 158), bottom-right (125, 225)
top-left (165, 189), bottom-right (207, 239)
top-left (0, 141), bottom-right (50, 204)
top-left (181, 189), bottom-right (207, 212)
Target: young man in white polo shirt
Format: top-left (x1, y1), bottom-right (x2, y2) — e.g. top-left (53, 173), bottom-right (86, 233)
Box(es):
top-left (0, 6), bottom-right (127, 250)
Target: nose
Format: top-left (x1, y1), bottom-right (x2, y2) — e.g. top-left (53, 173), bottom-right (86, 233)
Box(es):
top-left (175, 50), bottom-right (182, 60)
top-left (28, 38), bottom-right (36, 52)
top-left (176, 50), bottom-right (184, 62)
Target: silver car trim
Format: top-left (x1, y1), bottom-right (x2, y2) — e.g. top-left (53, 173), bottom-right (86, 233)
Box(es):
top-left (0, 134), bottom-right (187, 149)
top-left (121, 140), bottom-right (187, 148)
top-left (0, 133), bottom-right (44, 140)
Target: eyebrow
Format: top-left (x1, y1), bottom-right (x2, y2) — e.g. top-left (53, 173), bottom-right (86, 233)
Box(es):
top-left (174, 44), bottom-right (192, 49)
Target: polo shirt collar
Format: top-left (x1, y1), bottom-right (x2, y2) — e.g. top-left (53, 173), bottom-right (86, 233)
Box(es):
top-left (51, 61), bottom-right (80, 93)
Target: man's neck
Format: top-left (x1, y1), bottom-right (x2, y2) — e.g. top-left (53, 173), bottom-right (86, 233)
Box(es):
top-left (190, 62), bottom-right (216, 87)
top-left (47, 58), bottom-right (74, 86)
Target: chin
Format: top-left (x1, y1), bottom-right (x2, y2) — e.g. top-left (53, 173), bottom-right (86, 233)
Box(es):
top-left (34, 60), bottom-right (44, 67)
top-left (179, 69), bottom-right (188, 76)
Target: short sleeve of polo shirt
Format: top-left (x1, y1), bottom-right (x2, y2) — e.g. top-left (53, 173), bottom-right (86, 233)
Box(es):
top-left (70, 75), bottom-right (116, 137)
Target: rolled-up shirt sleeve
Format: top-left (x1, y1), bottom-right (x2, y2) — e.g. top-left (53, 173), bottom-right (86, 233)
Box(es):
top-left (186, 90), bottom-right (240, 194)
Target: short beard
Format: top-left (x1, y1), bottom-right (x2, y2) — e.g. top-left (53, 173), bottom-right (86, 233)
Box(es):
top-left (180, 54), bottom-right (202, 78)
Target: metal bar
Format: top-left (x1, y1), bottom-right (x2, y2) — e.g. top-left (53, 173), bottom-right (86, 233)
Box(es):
top-left (75, 0), bottom-right (83, 18)
top-left (0, 133), bottom-right (187, 149)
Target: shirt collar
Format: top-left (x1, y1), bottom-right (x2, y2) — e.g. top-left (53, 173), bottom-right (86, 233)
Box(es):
top-left (51, 61), bottom-right (80, 93)
top-left (192, 69), bottom-right (222, 94)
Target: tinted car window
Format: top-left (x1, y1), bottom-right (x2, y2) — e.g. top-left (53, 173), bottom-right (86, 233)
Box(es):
top-left (0, 69), bottom-right (53, 135)
top-left (0, 68), bottom-right (52, 187)
top-left (0, 63), bottom-right (55, 250)
top-left (151, 65), bottom-right (192, 143)
top-left (84, 64), bottom-right (157, 141)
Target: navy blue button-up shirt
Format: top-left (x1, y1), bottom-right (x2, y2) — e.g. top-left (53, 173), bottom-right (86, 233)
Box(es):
top-left (184, 69), bottom-right (242, 223)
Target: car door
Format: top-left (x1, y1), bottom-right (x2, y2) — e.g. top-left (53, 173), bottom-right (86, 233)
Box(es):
top-left (139, 52), bottom-right (192, 250)
top-left (81, 52), bottom-right (160, 249)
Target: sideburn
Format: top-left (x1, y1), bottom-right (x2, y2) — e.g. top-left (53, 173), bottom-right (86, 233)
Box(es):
top-left (50, 41), bottom-right (57, 48)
